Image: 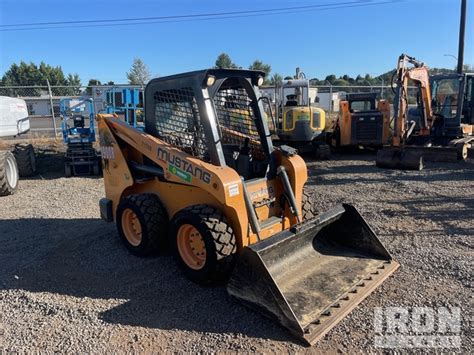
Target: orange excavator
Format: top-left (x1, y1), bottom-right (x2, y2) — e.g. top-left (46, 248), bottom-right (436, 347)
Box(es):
top-left (376, 53), bottom-right (473, 170)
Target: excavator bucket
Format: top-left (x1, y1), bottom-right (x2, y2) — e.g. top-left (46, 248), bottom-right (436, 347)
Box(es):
top-left (376, 148), bottom-right (423, 170)
top-left (227, 204), bottom-right (399, 345)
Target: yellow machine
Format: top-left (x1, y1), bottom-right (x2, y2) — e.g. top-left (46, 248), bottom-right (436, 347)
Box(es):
top-left (330, 92), bottom-right (391, 148)
top-left (98, 69), bottom-right (398, 344)
top-left (274, 71), bottom-right (330, 158)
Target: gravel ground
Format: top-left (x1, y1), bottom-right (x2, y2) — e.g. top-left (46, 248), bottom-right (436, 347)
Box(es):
top-left (0, 148), bottom-right (472, 352)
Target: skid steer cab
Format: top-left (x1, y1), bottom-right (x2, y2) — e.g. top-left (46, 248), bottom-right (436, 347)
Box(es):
top-left (330, 92), bottom-right (391, 149)
top-left (97, 69), bottom-right (398, 345)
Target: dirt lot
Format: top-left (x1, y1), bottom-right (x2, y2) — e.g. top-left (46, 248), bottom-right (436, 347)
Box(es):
top-left (0, 149), bottom-right (472, 352)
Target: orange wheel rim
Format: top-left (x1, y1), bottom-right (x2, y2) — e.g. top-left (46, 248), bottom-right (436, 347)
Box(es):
top-left (121, 208), bottom-right (142, 247)
top-left (177, 224), bottom-right (206, 270)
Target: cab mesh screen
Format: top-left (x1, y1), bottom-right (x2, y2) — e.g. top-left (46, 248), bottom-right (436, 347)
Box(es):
top-left (152, 87), bottom-right (209, 160)
top-left (213, 87), bottom-right (265, 158)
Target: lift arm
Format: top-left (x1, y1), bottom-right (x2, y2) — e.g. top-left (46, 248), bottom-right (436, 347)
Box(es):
top-left (392, 54), bottom-right (433, 146)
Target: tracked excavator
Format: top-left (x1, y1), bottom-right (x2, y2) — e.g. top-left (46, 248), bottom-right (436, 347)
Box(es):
top-left (273, 68), bottom-right (330, 159)
top-left (376, 54), bottom-right (473, 170)
top-left (97, 69), bottom-right (399, 344)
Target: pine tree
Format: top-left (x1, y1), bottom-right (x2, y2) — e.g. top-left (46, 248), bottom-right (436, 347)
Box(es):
top-left (126, 58), bottom-right (151, 85)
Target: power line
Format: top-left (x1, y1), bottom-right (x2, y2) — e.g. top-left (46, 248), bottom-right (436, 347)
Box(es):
top-left (0, 0), bottom-right (403, 32)
top-left (0, 0), bottom-right (370, 27)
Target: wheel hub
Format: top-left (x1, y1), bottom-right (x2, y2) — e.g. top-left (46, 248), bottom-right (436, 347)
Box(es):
top-left (177, 224), bottom-right (206, 270)
top-left (121, 208), bottom-right (142, 246)
top-left (5, 154), bottom-right (18, 188)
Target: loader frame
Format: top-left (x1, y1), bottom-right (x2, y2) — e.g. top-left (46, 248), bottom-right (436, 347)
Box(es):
top-left (98, 69), bottom-right (398, 345)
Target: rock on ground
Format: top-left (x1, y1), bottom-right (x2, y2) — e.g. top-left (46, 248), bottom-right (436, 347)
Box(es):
top-left (0, 150), bottom-right (472, 352)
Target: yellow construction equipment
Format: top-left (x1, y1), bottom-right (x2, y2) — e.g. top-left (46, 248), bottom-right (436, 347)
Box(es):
top-left (98, 69), bottom-right (399, 344)
top-left (273, 68), bottom-right (330, 158)
top-left (328, 92), bottom-right (391, 149)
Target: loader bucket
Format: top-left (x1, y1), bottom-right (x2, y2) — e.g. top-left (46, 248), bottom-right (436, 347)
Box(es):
top-left (227, 204), bottom-right (399, 345)
top-left (376, 148), bottom-right (423, 170)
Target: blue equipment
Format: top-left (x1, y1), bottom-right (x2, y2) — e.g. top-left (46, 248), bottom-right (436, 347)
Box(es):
top-left (60, 98), bottom-right (100, 176)
top-left (105, 87), bottom-right (144, 129)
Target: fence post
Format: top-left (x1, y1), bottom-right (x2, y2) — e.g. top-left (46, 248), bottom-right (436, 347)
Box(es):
top-left (46, 79), bottom-right (57, 137)
top-left (329, 84), bottom-right (333, 113)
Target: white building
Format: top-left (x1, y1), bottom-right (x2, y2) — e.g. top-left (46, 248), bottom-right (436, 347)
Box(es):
top-left (316, 92), bottom-right (345, 112)
top-left (23, 95), bottom-right (82, 116)
top-left (259, 86), bottom-right (319, 104)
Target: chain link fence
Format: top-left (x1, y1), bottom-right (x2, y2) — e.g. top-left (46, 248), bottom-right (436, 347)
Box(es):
top-left (0, 84), bottom-right (145, 136)
top-left (313, 85), bottom-right (418, 111)
top-left (0, 84), bottom-right (418, 135)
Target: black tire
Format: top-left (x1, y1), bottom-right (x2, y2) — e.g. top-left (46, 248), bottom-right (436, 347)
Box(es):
top-left (64, 162), bottom-right (72, 177)
top-left (116, 193), bottom-right (169, 256)
top-left (332, 127), bottom-right (341, 150)
top-left (92, 161), bottom-right (100, 175)
top-left (301, 188), bottom-right (317, 220)
top-left (13, 143), bottom-right (36, 177)
top-left (317, 144), bottom-right (331, 160)
top-left (456, 143), bottom-right (468, 161)
top-left (0, 151), bottom-right (19, 196)
top-left (170, 205), bottom-right (237, 285)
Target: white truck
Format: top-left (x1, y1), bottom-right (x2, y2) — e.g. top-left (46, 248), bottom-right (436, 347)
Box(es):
top-left (0, 96), bottom-right (37, 195)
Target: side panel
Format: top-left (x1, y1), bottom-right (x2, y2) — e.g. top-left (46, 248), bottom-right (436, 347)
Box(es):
top-left (378, 100), bottom-right (391, 144)
top-left (311, 107), bottom-right (326, 131)
top-left (279, 152), bottom-right (308, 224)
top-left (98, 115), bottom-right (251, 248)
top-left (339, 101), bottom-right (352, 145)
top-left (0, 97), bottom-right (29, 137)
top-left (98, 115), bottom-right (134, 220)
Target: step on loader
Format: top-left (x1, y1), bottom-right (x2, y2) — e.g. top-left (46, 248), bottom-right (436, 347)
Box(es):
top-left (97, 69), bottom-right (399, 345)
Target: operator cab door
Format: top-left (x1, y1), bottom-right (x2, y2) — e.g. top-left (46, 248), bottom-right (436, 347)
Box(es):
top-left (211, 77), bottom-right (272, 180)
top-left (462, 75), bottom-right (474, 124)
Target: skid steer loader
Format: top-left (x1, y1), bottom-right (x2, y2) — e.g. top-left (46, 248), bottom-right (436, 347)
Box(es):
top-left (97, 69), bottom-right (399, 344)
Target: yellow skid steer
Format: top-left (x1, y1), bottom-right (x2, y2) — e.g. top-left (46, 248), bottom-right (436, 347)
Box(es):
top-left (97, 69), bottom-right (399, 344)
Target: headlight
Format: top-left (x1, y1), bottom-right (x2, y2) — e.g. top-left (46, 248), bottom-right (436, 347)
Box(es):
top-left (285, 111), bottom-right (293, 130)
top-left (312, 112), bottom-right (321, 128)
top-left (257, 76), bottom-right (264, 86)
top-left (204, 75), bottom-right (216, 87)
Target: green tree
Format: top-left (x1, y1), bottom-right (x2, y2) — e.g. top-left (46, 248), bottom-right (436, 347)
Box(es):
top-left (86, 79), bottom-right (102, 95)
top-left (87, 79), bottom-right (102, 86)
top-left (462, 64), bottom-right (473, 72)
top-left (67, 73), bottom-right (81, 86)
top-left (63, 73), bottom-right (82, 95)
top-left (1, 61), bottom-right (76, 96)
top-left (249, 60), bottom-right (272, 84)
top-left (214, 53), bottom-right (238, 69)
top-left (126, 58), bottom-right (151, 85)
top-left (1, 61), bottom-right (71, 86)
top-left (270, 73), bottom-right (283, 86)
top-left (325, 74), bottom-right (336, 84)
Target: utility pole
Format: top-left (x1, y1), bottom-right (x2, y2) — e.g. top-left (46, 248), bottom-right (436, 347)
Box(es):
top-left (457, 0), bottom-right (467, 74)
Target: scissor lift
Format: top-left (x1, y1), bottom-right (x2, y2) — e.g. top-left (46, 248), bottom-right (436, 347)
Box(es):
top-left (105, 87), bottom-right (144, 129)
top-left (60, 98), bottom-right (100, 176)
